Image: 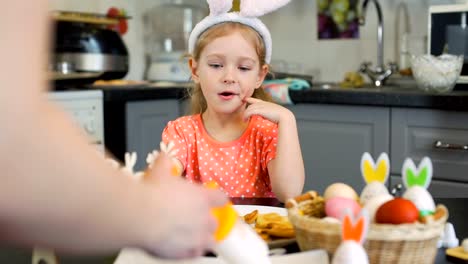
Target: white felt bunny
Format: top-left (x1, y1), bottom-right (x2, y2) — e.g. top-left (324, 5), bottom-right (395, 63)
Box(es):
top-left (402, 157), bottom-right (436, 216)
top-left (359, 152), bottom-right (391, 205)
top-left (145, 141), bottom-right (178, 168)
top-left (332, 210), bottom-right (369, 264)
top-left (123, 152), bottom-right (145, 180)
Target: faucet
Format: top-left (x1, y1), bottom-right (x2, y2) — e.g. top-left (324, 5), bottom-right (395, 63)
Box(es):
top-left (358, 0), bottom-right (396, 87)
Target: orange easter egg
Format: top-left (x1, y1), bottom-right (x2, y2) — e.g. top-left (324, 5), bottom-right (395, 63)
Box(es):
top-left (375, 198), bottom-right (419, 224)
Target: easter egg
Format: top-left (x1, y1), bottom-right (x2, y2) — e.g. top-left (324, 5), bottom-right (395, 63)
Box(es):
top-left (324, 183), bottom-right (358, 201)
top-left (325, 197), bottom-right (361, 219)
top-left (363, 193), bottom-right (393, 222)
top-left (360, 181), bottom-right (389, 206)
top-left (375, 198), bottom-right (419, 224)
top-left (332, 241), bottom-right (369, 264)
top-left (403, 186), bottom-right (436, 216)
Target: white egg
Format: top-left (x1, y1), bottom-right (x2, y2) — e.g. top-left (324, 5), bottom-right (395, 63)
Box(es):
top-left (403, 186), bottom-right (436, 213)
top-left (332, 241), bottom-right (369, 264)
top-left (360, 182), bottom-right (390, 205)
top-left (364, 193), bottom-right (393, 222)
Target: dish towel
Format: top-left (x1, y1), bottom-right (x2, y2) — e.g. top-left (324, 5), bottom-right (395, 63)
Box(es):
top-left (263, 78), bottom-right (310, 105)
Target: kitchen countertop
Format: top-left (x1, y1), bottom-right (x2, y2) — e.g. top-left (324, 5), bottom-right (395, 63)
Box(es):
top-left (289, 87), bottom-right (468, 111)
top-left (97, 86), bottom-right (187, 102)
top-left (88, 82), bottom-right (468, 111)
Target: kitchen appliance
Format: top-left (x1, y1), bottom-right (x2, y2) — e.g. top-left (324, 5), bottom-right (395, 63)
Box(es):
top-left (48, 90), bottom-right (105, 153)
top-left (143, 1), bottom-right (207, 82)
top-left (428, 3), bottom-right (468, 84)
top-left (51, 11), bottom-right (129, 86)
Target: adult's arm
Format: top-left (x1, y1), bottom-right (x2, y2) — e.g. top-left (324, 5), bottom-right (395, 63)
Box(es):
top-left (0, 0), bottom-right (226, 257)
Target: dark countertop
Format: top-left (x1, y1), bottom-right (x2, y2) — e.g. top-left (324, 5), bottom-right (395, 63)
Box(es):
top-left (100, 86), bottom-right (186, 102)
top-left (289, 87), bottom-right (468, 111)
top-left (86, 82), bottom-right (468, 111)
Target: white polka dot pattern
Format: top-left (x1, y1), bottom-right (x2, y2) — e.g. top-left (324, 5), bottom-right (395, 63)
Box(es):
top-left (162, 114), bottom-right (278, 198)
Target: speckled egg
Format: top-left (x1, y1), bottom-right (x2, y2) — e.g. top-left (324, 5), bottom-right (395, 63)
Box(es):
top-left (360, 181), bottom-right (390, 206)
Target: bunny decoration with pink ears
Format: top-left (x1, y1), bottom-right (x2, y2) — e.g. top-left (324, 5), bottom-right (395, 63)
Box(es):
top-left (188, 0), bottom-right (291, 63)
top-left (402, 157), bottom-right (436, 217)
top-left (332, 209), bottom-right (370, 264)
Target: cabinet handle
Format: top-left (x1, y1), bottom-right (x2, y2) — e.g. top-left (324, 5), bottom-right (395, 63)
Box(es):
top-left (434, 140), bottom-right (468, 151)
top-left (390, 183), bottom-right (404, 197)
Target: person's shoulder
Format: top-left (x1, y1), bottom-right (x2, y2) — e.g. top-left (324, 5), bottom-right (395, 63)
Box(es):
top-left (167, 115), bottom-right (200, 127)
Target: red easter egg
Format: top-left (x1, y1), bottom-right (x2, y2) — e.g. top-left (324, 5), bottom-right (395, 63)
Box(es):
top-left (375, 198), bottom-right (419, 224)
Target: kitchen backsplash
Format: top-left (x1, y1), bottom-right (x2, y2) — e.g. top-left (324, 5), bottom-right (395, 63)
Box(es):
top-left (49, 0), bottom-right (467, 82)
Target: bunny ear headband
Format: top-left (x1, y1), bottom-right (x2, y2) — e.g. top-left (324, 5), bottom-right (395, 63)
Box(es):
top-left (188, 0), bottom-right (291, 63)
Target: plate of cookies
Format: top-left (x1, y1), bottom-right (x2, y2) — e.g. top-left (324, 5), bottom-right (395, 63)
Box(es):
top-left (233, 205), bottom-right (296, 248)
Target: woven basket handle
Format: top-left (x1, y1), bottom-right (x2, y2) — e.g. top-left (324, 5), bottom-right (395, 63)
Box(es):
top-left (420, 205), bottom-right (448, 224)
top-left (285, 191), bottom-right (319, 208)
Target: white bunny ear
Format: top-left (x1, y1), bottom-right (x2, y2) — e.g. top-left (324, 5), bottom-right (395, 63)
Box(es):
top-left (124, 152), bottom-right (137, 173)
top-left (207, 0), bottom-right (232, 16)
top-left (240, 0), bottom-right (291, 17)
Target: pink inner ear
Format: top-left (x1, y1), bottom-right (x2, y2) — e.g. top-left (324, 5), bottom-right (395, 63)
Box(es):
top-left (343, 216), bottom-right (364, 243)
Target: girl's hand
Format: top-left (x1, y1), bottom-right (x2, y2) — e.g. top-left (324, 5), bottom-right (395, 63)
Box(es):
top-left (243, 97), bottom-right (294, 124)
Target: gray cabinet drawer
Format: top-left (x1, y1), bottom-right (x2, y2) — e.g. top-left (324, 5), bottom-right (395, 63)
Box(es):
top-left (289, 104), bottom-right (389, 193)
top-left (390, 176), bottom-right (468, 198)
top-left (126, 99), bottom-right (179, 171)
top-left (391, 108), bottom-right (468, 182)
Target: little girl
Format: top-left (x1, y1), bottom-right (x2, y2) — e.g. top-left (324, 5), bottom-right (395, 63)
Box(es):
top-left (162, 0), bottom-right (304, 202)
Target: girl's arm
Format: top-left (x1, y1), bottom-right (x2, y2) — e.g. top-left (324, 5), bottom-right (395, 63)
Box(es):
top-left (267, 110), bottom-right (305, 202)
top-left (244, 98), bottom-right (305, 202)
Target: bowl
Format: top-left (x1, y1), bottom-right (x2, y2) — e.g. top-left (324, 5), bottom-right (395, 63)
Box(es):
top-left (410, 54), bottom-right (463, 93)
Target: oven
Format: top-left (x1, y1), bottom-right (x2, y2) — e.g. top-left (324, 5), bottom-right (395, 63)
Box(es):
top-left (48, 90), bottom-right (105, 152)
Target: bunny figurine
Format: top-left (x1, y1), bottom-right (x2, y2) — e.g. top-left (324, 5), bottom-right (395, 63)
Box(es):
top-left (332, 210), bottom-right (370, 264)
top-left (402, 157), bottom-right (436, 217)
top-left (360, 152), bottom-right (391, 206)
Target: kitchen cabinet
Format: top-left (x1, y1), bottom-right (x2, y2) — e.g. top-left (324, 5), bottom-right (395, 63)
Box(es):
top-left (391, 107), bottom-right (468, 183)
top-left (389, 176), bottom-right (468, 198)
top-left (288, 104), bottom-right (390, 194)
top-left (389, 107), bottom-right (468, 197)
top-left (289, 103), bottom-right (468, 198)
top-left (126, 99), bottom-right (180, 171)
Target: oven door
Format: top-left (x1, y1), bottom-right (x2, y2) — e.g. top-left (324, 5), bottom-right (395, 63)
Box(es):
top-left (48, 90), bottom-right (105, 153)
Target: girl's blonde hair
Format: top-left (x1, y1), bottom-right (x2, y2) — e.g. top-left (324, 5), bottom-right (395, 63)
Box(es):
top-left (187, 22), bottom-right (272, 115)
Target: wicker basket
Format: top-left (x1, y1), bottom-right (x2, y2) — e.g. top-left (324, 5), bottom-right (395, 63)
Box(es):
top-left (286, 191), bottom-right (448, 264)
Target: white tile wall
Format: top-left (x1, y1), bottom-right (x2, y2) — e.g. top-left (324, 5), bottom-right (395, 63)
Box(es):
top-left (49, 0), bottom-right (468, 82)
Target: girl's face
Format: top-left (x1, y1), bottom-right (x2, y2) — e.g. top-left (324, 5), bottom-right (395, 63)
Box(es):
top-left (189, 31), bottom-right (268, 115)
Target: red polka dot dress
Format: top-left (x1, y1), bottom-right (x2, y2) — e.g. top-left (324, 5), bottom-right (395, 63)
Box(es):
top-left (162, 114), bottom-right (278, 198)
